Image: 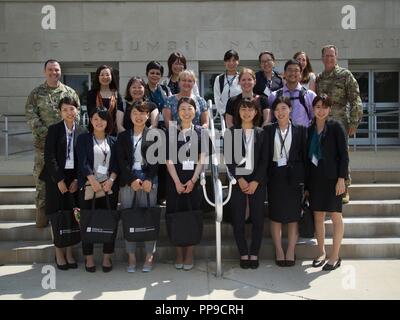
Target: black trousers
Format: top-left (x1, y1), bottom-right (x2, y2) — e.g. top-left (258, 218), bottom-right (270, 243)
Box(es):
top-left (230, 184), bottom-right (266, 257)
top-left (79, 189), bottom-right (119, 256)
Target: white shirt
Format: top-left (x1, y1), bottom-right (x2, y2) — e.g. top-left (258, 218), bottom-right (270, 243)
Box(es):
top-left (132, 134), bottom-right (143, 170)
top-left (273, 124), bottom-right (292, 162)
top-left (93, 137), bottom-right (111, 181)
top-left (213, 73), bottom-right (242, 114)
top-left (64, 121), bottom-right (75, 169)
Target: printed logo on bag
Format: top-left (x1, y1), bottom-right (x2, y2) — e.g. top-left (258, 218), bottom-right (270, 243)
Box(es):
top-left (87, 227), bottom-right (114, 234)
top-left (60, 228), bottom-right (80, 235)
top-left (129, 227), bottom-right (156, 233)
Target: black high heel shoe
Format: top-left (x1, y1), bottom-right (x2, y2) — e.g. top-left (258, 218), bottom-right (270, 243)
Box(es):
top-left (322, 257), bottom-right (341, 271)
top-left (275, 255), bottom-right (286, 267)
top-left (55, 256), bottom-right (69, 271)
top-left (85, 259), bottom-right (96, 273)
top-left (249, 259), bottom-right (259, 269)
top-left (239, 259), bottom-right (250, 269)
top-left (67, 261), bottom-right (78, 269)
top-left (102, 259), bottom-right (113, 273)
top-left (285, 254), bottom-right (296, 267)
top-left (312, 253), bottom-right (327, 268)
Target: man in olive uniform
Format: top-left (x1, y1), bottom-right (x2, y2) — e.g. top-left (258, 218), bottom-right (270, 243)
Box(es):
top-left (316, 45), bottom-right (363, 203)
top-left (25, 59), bottom-right (80, 227)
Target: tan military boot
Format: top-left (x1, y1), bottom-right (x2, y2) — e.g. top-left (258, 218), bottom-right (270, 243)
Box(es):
top-left (36, 207), bottom-right (49, 228)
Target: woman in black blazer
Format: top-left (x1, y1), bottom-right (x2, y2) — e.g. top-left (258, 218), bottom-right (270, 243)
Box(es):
top-left (307, 95), bottom-right (349, 271)
top-left (117, 101), bottom-right (159, 273)
top-left (226, 98), bottom-right (267, 269)
top-left (265, 96), bottom-right (307, 267)
top-left (76, 107), bottom-right (119, 273)
top-left (40, 96), bottom-right (86, 270)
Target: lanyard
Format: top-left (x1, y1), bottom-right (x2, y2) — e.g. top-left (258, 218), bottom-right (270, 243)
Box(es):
top-left (131, 133), bottom-right (143, 156)
top-left (66, 131), bottom-right (73, 160)
top-left (277, 124), bottom-right (290, 159)
top-left (242, 129), bottom-right (253, 156)
top-left (93, 136), bottom-right (108, 165)
top-left (225, 72), bottom-right (238, 99)
top-left (181, 125), bottom-right (194, 158)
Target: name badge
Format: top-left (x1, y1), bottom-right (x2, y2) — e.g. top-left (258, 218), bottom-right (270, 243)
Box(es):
top-left (97, 165), bottom-right (108, 175)
top-left (182, 160), bottom-right (194, 171)
top-left (277, 157), bottom-right (287, 167)
top-left (65, 159), bottom-right (74, 169)
top-left (312, 155), bottom-right (319, 167)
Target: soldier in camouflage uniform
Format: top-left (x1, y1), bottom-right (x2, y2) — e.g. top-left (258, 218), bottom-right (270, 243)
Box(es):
top-left (25, 59), bottom-right (80, 227)
top-left (316, 45), bottom-right (363, 203)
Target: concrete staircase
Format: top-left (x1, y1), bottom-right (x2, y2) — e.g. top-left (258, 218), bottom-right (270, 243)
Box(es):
top-left (1, 170), bottom-right (400, 265)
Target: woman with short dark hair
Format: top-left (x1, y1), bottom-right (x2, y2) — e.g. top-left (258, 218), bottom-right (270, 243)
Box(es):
top-left (227, 98), bottom-right (267, 269)
top-left (40, 96), bottom-right (86, 270)
top-left (265, 96), bottom-right (307, 267)
top-left (163, 52), bottom-right (199, 95)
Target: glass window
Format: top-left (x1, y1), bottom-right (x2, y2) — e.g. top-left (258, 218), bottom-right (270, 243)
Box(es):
top-left (353, 72), bottom-right (369, 103)
top-left (63, 74), bottom-right (89, 107)
top-left (374, 72), bottom-right (399, 103)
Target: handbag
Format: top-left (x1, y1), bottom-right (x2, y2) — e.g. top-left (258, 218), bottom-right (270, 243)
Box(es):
top-left (121, 192), bottom-right (161, 242)
top-left (84, 181), bottom-right (113, 200)
top-left (299, 199), bottom-right (315, 238)
top-left (166, 194), bottom-right (203, 246)
top-left (80, 194), bottom-right (120, 243)
top-left (50, 193), bottom-right (81, 248)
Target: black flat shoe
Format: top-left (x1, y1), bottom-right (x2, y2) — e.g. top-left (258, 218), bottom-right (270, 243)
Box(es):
top-left (55, 257), bottom-right (68, 271)
top-left (312, 253), bottom-right (327, 268)
top-left (102, 259), bottom-right (113, 273)
top-left (240, 259), bottom-right (250, 269)
top-left (322, 258), bottom-right (342, 271)
top-left (249, 260), bottom-right (259, 269)
top-left (85, 259), bottom-right (96, 273)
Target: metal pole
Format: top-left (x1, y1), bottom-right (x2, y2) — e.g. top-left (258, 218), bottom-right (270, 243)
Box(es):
top-left (4, 116), bottom-right (8, 159)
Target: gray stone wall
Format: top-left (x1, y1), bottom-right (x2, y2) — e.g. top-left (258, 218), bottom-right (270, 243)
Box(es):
top-left (0, 0), bottom-right (399, 152)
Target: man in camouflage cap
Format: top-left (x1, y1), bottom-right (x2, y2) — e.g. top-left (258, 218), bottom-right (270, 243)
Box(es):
top-left (316, 45), bottom-right (363, 203)
top-left (25, 59), bottom-right (80, 227)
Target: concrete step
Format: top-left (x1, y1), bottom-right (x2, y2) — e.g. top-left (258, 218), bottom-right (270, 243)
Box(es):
top-left (349, 184), bottom-right (400, 201)
top-left (343, 200), bottom-right (400, 217)
top-left (0, 188), bottom-right (35, 205)
top-left (0, 175), bottom-right (34, 188)
top-left (1, 237), bottom-right (400, 264)
top-left (0, 204), bottom-right (36, 221)
top-left (1, 200), bottom-right (399, 222)
top-left (2, 217), bottom-right (400, 242)
top-left (351, 170), bottom-right (400, 184)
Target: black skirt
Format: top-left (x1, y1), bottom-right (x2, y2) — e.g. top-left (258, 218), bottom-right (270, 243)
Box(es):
top-left (45, 169), bottom-right (78, 215)
top-left (267, 165), bottom-right (303, 223)
top-left (308, 160), bottom-right (343, 213)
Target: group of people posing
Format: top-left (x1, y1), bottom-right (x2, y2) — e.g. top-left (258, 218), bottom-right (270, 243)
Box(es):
top-left (25, 44), bottom-right (363, 273)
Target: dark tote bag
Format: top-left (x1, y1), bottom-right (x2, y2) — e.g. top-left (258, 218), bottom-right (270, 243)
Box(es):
top-left (299, 199), bottom-right (315, 238)
top-left (166, 194), bottom-right (203, 247)
top-left (121, 192), bottom-right (161, 242)
top-left (50, 193), bottom-right (81, 248)
top-left (80, 194), bottom-right (120, 244)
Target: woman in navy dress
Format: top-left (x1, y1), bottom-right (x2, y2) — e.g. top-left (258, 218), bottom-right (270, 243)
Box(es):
top-left (166, 97), bottom-right (205, 271)
top-left (307, 94), bottom-right (348, 271)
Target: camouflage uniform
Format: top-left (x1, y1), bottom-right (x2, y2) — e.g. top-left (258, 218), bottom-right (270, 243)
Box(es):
top-left (25, 81), bottom-right (80, 227)
top-left (316, 64), bottom-right (363, 191)
top-left (316, 64), bottom-right (363, 132)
